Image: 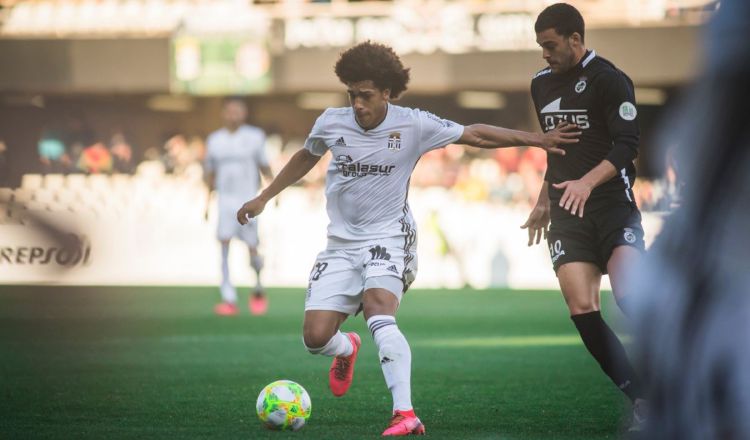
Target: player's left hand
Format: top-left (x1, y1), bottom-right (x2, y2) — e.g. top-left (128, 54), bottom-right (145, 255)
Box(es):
top-left (553, 179), bottom-right (592, 218)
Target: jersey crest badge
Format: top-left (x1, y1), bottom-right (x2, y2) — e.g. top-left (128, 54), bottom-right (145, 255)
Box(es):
top-left (623, 228), bottom-right (637, 244)
top-left (387, 132), bottom-right (401, 151)
top-left (575, 77), bottom-right (587, 93)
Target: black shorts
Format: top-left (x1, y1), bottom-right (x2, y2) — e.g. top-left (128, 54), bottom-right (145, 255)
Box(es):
top-left (547, 201), bottom-right (645, 274)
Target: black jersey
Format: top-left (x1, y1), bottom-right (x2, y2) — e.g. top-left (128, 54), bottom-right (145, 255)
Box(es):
top-left (531, 50), bottom-right (639, 215)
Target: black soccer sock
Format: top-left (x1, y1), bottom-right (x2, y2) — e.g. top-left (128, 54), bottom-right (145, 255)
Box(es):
top-left (571, 311), bottom-right (642, 402)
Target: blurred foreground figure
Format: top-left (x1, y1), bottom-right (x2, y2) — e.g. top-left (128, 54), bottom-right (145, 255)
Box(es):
top-left (629, 1), bottom-right (750, 438)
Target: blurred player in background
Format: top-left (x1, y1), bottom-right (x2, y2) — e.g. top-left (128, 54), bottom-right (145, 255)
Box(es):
top-left (237, 41), bottom-right (579, 436)
top-left (204, 97), bottom-right (273, 316)
top-left (520, 3), bottom-right (647, 430)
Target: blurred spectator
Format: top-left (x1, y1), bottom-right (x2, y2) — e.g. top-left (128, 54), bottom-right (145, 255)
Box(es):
top-left (109, 131), bottom-right (134, 174)
top-left (136, 147), bottom-right (167, 177)
top-left (38, 129), bottom-right (70, 173)
top-left (494, 147), bottom-right (520, 173)
top-left (77, 142), bottom-right (113, 174)
top-left (0, 139), bottom-right (9, 187)
top-left (163, 134), bottom-right (203, 175)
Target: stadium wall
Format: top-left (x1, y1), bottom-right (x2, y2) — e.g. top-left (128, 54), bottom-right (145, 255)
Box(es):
top-left (0, 186), bottom-right (663, 290)
top-left (0, 26), bottom-right (699, 94)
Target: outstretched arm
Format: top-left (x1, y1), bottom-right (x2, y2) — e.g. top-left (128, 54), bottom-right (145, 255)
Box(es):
top-left (457, 122), bottom-right (580, 155)
top-left (237, 149), bottom-right (321, 224)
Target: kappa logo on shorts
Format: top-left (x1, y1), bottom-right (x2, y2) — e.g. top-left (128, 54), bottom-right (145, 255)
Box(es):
top-left (549, 239), bottom-right (566, 263)
top-left (623, 228), bottom-right (637, 244)
top-left (369, 245), bottom-right (391, 261)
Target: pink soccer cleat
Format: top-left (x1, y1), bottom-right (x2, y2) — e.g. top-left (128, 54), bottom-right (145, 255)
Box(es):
top-left (329, 332), bottom-right (361, 397)
top-left (382, 410), bottom-right (425, 436)
top-left (214, 302), bottom-right (239, 316)
top-left (249, 293), bottom-right (268, 316)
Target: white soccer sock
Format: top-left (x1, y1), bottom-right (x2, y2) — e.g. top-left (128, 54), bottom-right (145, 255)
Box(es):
top-left (305, 331), bottom-right (353, 357)
top-left (220, 242), bottom-right (236, 303)
top-left (367, 315), bottom-right (413, 412)
top-left (250, 254), bottom-right (264, 291)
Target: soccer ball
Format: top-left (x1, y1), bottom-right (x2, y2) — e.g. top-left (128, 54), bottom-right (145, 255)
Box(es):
top-left (256, 380), bottom-right (312, 431)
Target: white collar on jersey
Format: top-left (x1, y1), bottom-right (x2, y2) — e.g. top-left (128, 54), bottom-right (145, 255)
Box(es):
top-left (582, 50), bottom-right (597, 68)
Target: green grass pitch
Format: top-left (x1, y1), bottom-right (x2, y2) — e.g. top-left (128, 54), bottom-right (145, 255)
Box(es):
top-left (0, 286), bottom-right (632, 439)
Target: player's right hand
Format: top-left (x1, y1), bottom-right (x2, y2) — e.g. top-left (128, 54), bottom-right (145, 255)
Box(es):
top-left (520, 202), bottom-right (551, 246)
top-left (237, 197), bottom-right (267, 225)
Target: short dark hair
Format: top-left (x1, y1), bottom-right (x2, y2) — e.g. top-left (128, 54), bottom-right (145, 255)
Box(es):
top-left (535, 3), bottom-right (585, 42)
top-left (334, 41), bottom-right (411, 99)
top-left (222, 96), bottom-right (247, 108)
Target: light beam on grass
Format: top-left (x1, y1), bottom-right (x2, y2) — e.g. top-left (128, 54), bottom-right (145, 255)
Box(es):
top-left (416, 334), bottom-right (629, 348)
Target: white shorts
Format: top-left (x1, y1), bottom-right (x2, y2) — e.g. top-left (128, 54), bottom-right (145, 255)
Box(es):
top-left (217, 197), bottom-right (259, 246)
top-left (305, 237), bottom-right (418, 315)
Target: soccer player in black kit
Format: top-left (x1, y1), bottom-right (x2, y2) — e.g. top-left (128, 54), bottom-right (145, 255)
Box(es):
top-left (521, 3), bottom-right (647, 431)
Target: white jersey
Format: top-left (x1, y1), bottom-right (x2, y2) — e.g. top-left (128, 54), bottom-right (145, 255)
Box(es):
top-left (205, 125), bottom-right (269, 201)
top-left (304, 103), bottom-right (464, 249)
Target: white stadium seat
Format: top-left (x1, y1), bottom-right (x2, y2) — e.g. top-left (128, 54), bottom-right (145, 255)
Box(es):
top-left (43, 174), bottom-right (65, 190)
top-left (0, 188), bottom-right (13, 202)
top-left (21, 174), bottom-right (43, 190)
top-left (66, 174), bottom-right (87, 190)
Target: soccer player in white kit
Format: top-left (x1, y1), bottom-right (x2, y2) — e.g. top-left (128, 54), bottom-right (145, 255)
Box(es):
top-left (204, 98), bottom-right (274, 316)
top-left (237, 42), bottom-right (579, 435)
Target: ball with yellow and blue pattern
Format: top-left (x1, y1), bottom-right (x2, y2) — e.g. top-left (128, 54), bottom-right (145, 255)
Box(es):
top-left (256, 380), bottom-right (312, 431)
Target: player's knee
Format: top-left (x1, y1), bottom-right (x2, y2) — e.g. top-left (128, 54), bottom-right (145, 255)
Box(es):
top-left (302, 330), bottom-right (333, 354)
top-left (250, 254), bottom-right (264, 272)
top-left (566, 301), bottom-right (599, 315)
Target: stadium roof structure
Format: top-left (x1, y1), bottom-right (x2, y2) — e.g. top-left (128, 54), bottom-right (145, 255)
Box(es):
top-left (0, 0), bottom-right (717, 38)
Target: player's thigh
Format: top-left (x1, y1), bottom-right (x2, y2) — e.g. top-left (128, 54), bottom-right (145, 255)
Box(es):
top-left (547, 214), bottom-right (603, 273)
top-left (216, 198), bottom-right (248, 241)
top-left (302, 310), bottom-right (349, 348)
top-left (597, 202), bottom-right (646, 273)
top-left (360, 238), bottom-right (418, 316)
top-left (305, 249), bottom-right (364, 318)
top-left (556, 262), bottom-right (603, 315)
top-left (237, 220), bottom-right (260, 249)
top-left (607, 245), bottom-right (643, 301)
top-left (362, 286), bottom-right (401, 320)
top-left (362, 238), bottom-right (418, 292)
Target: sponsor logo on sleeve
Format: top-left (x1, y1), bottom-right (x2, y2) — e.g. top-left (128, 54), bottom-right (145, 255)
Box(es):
top-left (619, 102), bottom-right (637, 121)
